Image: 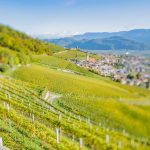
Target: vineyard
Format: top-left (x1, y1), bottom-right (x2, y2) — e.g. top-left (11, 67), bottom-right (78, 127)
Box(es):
top-left (1, 61), bottom-right (147, 149)
top-left (32, 55), bottom-right (92, 76)
top-left (0, 76), bottom-right (149, 150)
top-left (0, 24), bottom-right (149, 150)
top-left (54, 49), bottom-right (100, 61)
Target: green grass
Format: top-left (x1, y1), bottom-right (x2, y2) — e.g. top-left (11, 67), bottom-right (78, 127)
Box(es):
top-left (10, 64), bottom-right (150, 144)
top-left (1, 24), bottom-right (150, 150)
top-left (54, 49), bottom-right (100, 60)
top-left (32, 55), bottom-right (92, 76)
top-left (0, 77), bottom-right (85, 150)
top-left (1, 47), bottom-right (150, 149)
top-left (11, 64), bottom-right (150, 98)
top-left (1, 77), bottom-right (148, 150)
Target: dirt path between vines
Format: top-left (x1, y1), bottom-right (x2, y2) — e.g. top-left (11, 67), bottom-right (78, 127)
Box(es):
top-left (44, 91), bottom-right (61, 104)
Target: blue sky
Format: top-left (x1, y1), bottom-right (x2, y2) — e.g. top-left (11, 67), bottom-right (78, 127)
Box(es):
top-left (0, 0), bottom-right (150, 35)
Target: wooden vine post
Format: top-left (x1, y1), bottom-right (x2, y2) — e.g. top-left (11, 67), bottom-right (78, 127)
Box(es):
top-left (32, 114), bottom-right (35, 123)
top-left (106, 134), bottom-right (110, 146)
top-left (0, 137), bottom-right (3, 147)
top-left (131, 139), bottom-right (135, 148)
top-left (28, 103), bottom-right (30, 109)
top-left (79, 138), bottom-right (83, 150)
top-left (7, 103), bottom-right (10, 112)
top-left (56, 128), bottom-right (59, 144)
top-left (3, 102), bottom-right (6, 108)
top-left (58, 114), bottom-right (62, 121)
top-left (78, 116), bottom-right (81, 122)
top-left (117, 140), bottom-right (122, 149)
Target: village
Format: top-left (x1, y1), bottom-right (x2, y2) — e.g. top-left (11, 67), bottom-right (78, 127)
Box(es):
top-left (71, 52), bottom-right (150, 89)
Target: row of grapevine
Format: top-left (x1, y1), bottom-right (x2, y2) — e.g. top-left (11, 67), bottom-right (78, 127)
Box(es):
top-left (0, 77), bottom-right (149, 149)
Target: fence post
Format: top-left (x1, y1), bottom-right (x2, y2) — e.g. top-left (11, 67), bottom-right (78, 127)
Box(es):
top-left (7, 103), bottom-right (10, 112)
top-left (106, 134), bottom-right (110, 146)
top-left (122, 129), bottom-right (126, 136)
top-left (131, 139), bottom-right (135, 148)
top-left (79, 138), bottom-right (83, 150)
top-left (0, 137), bottom-right (3, 147)
top-left (78, 116), bottom-right (81, 122)
top-left (117, 140), bottom-right (122, 149)
top-left (56, 128), bottom-right (59, 144)
top-left (28, 103), bottom-right (30, 108)
top-left (58, 114), bottom-right (61, 121)
top-left (3, 102), bottom-right (6, 108)
top-left (32, 114), bottom-right (35, 123)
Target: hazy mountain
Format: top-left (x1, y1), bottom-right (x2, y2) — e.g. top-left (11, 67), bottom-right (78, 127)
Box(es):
top-left (44, 29), bottom-right (150, 50)
top-left (72, 32), bottom-right (122, 40)
top-left (72, 29), bottom-right (150, 44)
top-left (45, 37), bottom-right (76, 47)
top-left (67, 36), bottom-right (149, 50)
top-left (120, 29), bottom-right (150, 44)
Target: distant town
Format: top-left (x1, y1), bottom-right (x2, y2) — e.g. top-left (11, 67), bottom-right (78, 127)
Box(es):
top-left (71, 51), bottom-right (150, 89)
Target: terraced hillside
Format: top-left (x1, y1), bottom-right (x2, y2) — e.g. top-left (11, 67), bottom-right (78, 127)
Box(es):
top-left (0, 25), bottom-right (150, 150)
top-left (0, 76), bottom-right (150, 150)
top-left (7, 61), bottom-right (149, 145)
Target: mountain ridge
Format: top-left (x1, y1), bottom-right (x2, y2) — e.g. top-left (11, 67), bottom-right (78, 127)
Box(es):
top-left (72, 29), bottom-right (150, 42)
top-left (44, 29), bottom-right (150, 50)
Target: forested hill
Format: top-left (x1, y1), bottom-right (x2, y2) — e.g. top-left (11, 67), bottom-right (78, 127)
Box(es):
top-left (0, 24), bottom-right (64, 55)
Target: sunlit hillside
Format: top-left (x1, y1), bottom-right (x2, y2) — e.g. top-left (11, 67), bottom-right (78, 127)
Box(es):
top-left (0, 25), bottom-right (150, 150)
